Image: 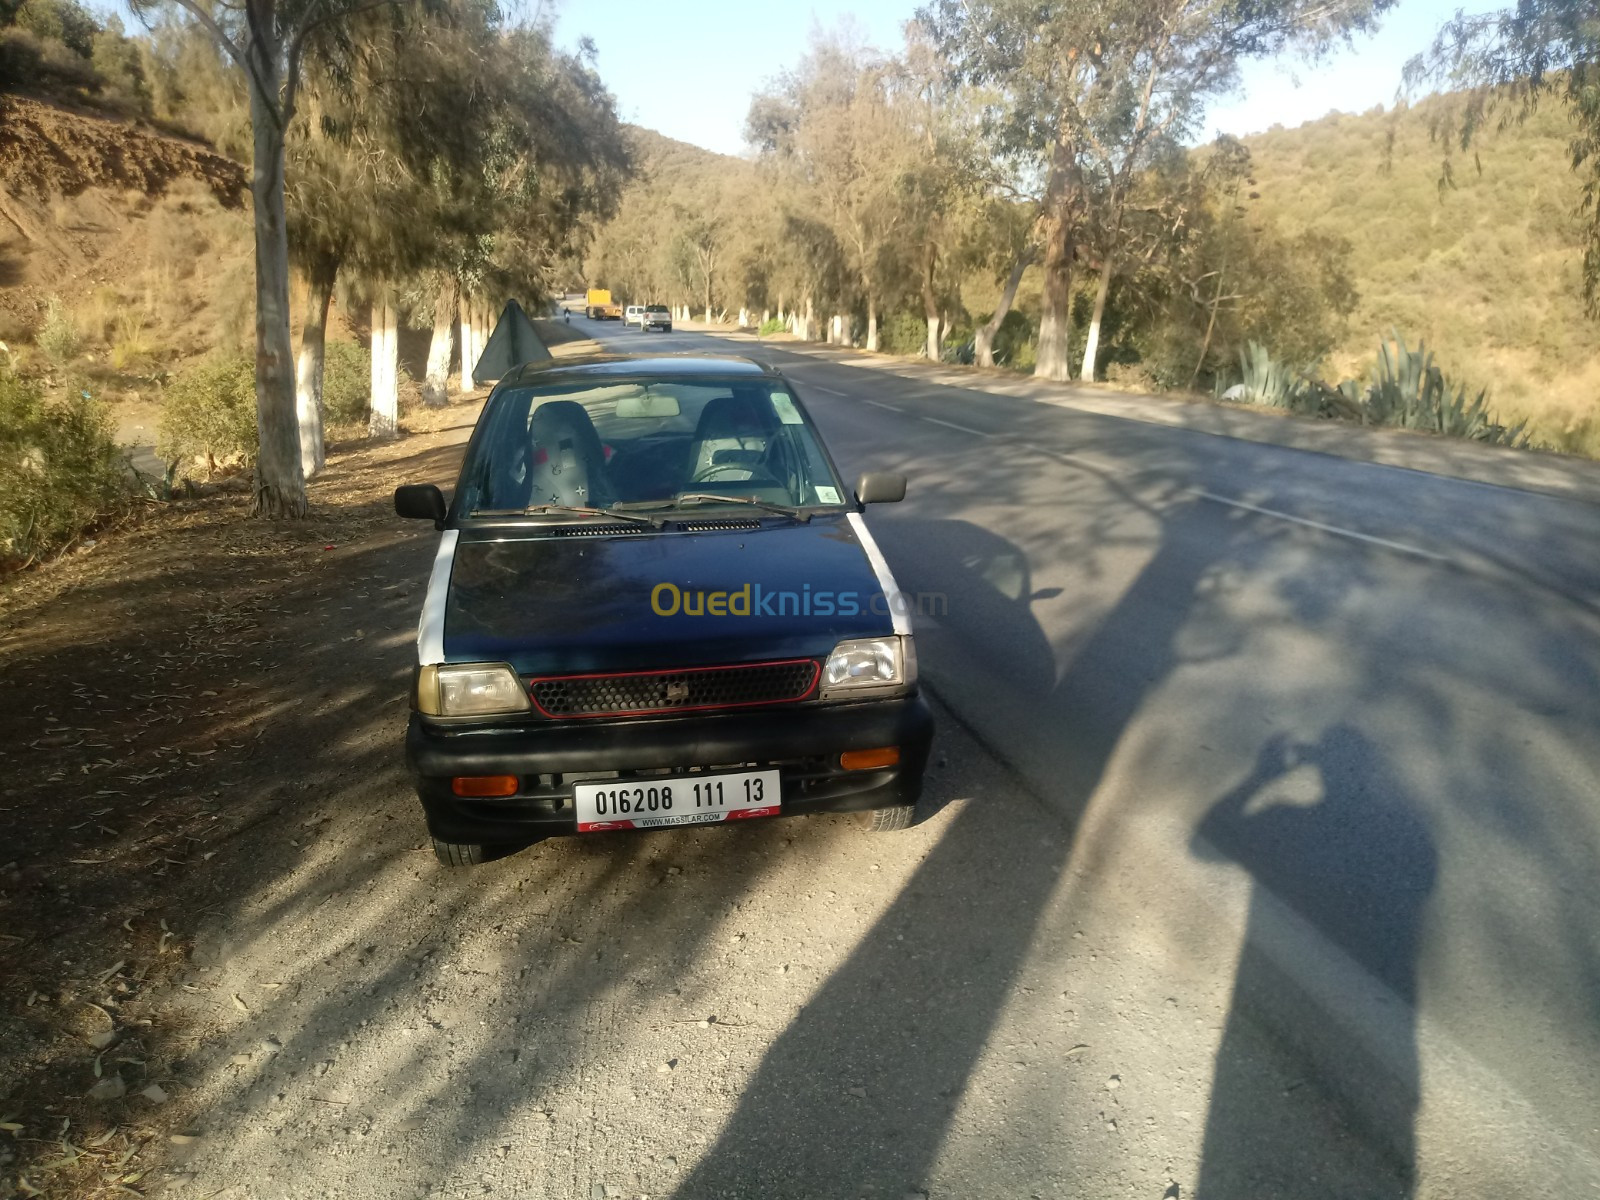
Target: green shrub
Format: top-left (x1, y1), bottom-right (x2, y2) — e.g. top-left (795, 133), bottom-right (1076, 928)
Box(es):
top-left (0, 368), bottom-right (127, 569)
top-left (880, 312), bottom-right (927, 356)
top-left (988, 309), bottom-right (1034, 368)
top-left (758, 317), bottom-right (787, 336)
top-left (13, 0), bottom-right (99, 57)
top-left (157, 352), bottom-right (256, 470)
top-left (36, 296), bottom-right (80, 365)
top-left (321, 339), bottom-right (371, 427)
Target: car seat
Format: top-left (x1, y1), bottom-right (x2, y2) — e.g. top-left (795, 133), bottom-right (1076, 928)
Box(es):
top-left (526, 400), bottom-right (616, 508)
top-left (686, 394), bottom-right (781, 487)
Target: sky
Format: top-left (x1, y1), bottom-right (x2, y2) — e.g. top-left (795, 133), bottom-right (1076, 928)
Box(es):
top-left (552, 0), bottom-right (1503, 158)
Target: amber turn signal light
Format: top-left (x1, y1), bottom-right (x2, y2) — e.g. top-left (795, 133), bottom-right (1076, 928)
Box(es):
top-left (839, 747), bottom-right (900, 771)
top-left (451, 775), bottom-right (518, 797)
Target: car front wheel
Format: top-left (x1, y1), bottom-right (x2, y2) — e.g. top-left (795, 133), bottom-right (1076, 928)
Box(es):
top-left (863, 804), bottom-right (917, 832)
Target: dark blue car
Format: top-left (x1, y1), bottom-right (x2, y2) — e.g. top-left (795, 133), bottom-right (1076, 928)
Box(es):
top-left (395, 353), bottom-right (933, 865)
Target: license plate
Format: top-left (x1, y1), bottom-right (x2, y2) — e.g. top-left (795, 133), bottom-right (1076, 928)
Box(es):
top-left (574, 770), bottom-right (780, 833)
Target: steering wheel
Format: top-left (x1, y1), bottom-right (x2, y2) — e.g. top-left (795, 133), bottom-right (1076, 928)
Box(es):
top-left (691, 463), bottom-right (770, 485)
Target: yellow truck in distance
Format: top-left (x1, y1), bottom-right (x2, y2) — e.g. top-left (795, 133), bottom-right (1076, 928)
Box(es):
top-left (585, 288), bottom-right (622, 320)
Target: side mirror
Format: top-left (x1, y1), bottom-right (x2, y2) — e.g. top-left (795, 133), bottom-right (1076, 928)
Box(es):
top-left (395, 484), bottom-right (447, 524)
top-left (855, 472), bottom-right (907, 505)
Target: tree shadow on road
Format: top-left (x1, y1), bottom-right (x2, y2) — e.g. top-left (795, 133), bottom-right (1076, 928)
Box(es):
top-left (1193, 727), bottom-right (1434, 1198)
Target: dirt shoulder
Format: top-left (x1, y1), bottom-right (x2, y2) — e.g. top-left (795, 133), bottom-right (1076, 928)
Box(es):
top-left (0, 402), bottom-right (476, 1198)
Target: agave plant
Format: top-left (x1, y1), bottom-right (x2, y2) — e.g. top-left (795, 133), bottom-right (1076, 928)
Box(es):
top-left (1360, 331), bottom-right (1535, 448)
top-left (1228, 343), bottom-right (1334, 417)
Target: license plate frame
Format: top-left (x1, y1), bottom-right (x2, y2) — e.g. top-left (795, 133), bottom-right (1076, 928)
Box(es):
top-left (573, 769), bottom-right (781, 833)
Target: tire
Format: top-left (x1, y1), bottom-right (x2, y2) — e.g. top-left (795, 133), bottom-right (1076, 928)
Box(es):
top-left (431, 838), bottom-right (489, 867)
top-left (863, 804), bottom-right (917, 833)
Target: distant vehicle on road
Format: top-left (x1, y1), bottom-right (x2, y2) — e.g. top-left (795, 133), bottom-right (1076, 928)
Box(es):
top-left (393, 353), bottom-right (930, 866)
top-left (623, 304), bottom-right (645, 328)
top-left (585, 288), bottom-right (621, 320)
top-left (641, 304), bottom-right (673, 332)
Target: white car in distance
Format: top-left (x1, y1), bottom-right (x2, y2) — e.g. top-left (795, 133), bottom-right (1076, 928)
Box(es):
top-left (623, 304), bottom-right (645, 328)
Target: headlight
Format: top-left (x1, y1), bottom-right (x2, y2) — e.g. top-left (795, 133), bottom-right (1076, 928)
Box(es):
top-left (416, 663), bottom-right (530, 717)
top-left (820, 637), bottom-right (915, 700)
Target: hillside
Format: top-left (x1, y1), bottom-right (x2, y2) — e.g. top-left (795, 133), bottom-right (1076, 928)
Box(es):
top-left (1242, 94), bottom-right (1600, 450)
top-left (0, 93), bottom-right (255, 419)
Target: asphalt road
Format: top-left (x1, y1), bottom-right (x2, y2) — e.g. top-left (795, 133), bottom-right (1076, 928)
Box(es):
top-left (585, 318), bottom-right (1600, 1186)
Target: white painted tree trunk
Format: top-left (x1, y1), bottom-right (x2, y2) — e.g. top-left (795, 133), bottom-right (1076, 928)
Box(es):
top-left (866, 293), bottom-right (878, 353)
top-left (369, 295), bottom-right (399, 438)
top-left (738, 306), bottom-right (749, 328)
top-left (1080, 254), bottom-right (1115, 382)
top-left (458, 293), bottom-right (475, 393)
top-left (761, 309), bottom-right (770, 328)
top-left (294, 262), bottom-right (333, 478)
top-left (424, 278), bottom-right (453, 406)
top-left (926, 315), bottom-right (941, 362)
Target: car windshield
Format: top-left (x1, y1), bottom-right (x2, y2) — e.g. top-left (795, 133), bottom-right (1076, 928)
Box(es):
top-left (456, 377), bottom-right (849, 518)
top-left (645, 305), bottom-right (668, 313)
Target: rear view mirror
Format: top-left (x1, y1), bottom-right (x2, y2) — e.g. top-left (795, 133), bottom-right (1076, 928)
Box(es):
top-left (855, 472), bottom-right (907, 505)
top-left (616, 392), bottom-right (681, 419)
top-left (395, 484), bottom-right (447, 524)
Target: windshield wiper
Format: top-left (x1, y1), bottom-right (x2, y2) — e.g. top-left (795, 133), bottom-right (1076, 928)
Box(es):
top-left (470, 504), bottom-right (662, 526)
top-left (666, 494), bottom-right (812, 522)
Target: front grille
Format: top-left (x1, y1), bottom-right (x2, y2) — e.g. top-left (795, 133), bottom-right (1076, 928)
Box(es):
top-left (528, 659), bottom-right (820, 719)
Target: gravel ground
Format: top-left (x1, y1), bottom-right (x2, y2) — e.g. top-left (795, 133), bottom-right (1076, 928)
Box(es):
top-left (155, 702), bottom-right (1404, 1200)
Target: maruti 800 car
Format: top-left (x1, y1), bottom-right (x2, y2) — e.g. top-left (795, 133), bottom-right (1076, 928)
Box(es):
top-left (394, 354), bottom-right (933, 866)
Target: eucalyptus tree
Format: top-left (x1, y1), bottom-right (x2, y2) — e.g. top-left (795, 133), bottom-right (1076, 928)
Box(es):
top-left (1407, 0), bottom-right (1600, 314)
top-left (921, 0), bottom-right (1392, 381)
top-left (130, 0), bottom-right (423, 516)
top-left (748, 35), bottom-right (925, 351)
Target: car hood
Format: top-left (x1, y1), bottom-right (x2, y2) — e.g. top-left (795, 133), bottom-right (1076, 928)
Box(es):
top-left (442, 515), bottom-right (897, 676)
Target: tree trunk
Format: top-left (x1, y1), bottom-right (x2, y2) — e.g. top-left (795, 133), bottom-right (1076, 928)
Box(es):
top-left (294, 256), bottom-right (335, 477)
top-left (1034, 206), bottom-right (1076, 382)
top-left (866, 291), bottom-right (878, 352)
top-left (369, 294), bottom-right (398, 438)
top-left (245, 43), bottom-right (306, 518)
top-left (424, 277), bottom-right (453, 406)
top-left (1190, 269), bottom-right (1228, 390)
top-left (921, 241), bottom-right (941, 361)
top-left (1080, 251), bottom-right (1115, 382)
top-left (458, 292), bottom-right (475, 393)
top-left (975, 252), bottom-right (1030, 368)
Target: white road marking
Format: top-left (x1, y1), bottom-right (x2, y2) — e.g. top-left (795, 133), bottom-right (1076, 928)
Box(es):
top-left (921, 416), bottom-right (993, 438)
top-left (809, 384), bottom-right (847, 396)
top-left (863, 400), bottom-right (904, 413)
top-left (1193, 490), bottom-right (1450, 562)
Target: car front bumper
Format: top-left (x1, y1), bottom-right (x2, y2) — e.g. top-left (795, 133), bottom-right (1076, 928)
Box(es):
top-left (406, 694), bottom-right (934, 845)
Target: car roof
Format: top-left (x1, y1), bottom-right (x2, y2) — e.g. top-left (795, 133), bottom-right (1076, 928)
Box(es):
top-left (498, 353), bottom-right (781, 388)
